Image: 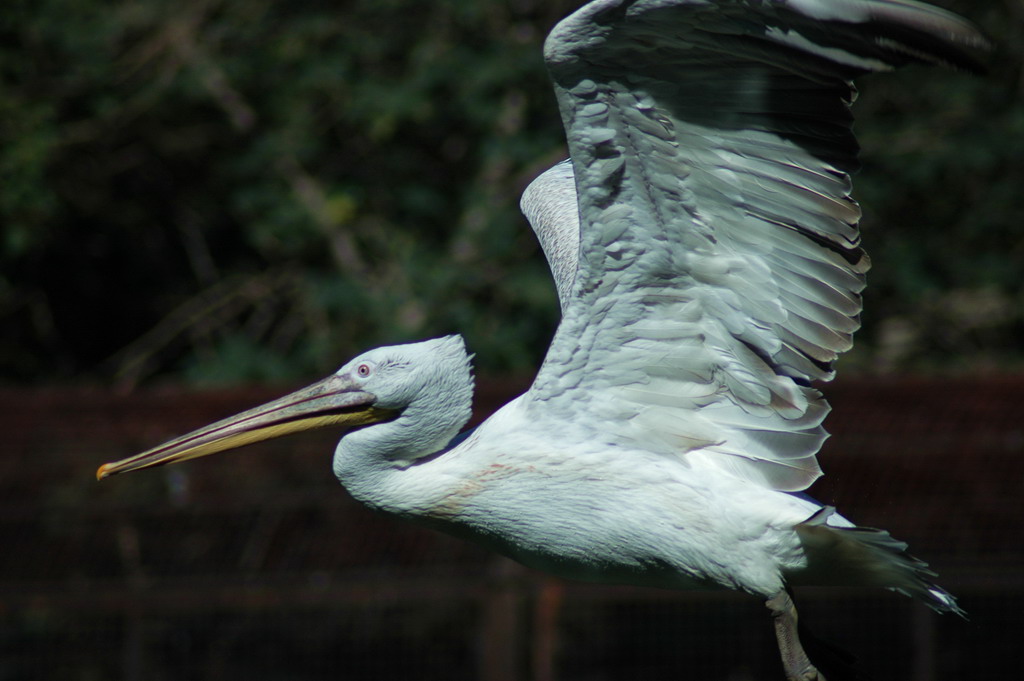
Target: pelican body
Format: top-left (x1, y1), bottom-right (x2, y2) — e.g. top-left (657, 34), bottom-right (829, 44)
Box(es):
top-left (100, 1), bottom-right (987, 679)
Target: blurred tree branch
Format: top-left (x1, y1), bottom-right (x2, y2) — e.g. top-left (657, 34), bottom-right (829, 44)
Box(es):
top-left (2, 0), bottom-right (1020, 385)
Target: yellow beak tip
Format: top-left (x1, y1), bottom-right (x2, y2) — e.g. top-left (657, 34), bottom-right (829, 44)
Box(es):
top-left (96, 463), bottom-right (114, 481)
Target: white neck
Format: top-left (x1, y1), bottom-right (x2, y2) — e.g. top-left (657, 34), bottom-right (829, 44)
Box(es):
top-left (332, 354), bottom-right (474, 515)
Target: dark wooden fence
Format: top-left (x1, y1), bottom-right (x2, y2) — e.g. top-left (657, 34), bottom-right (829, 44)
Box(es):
top-left (2, 376), bottom-right (1022, 681)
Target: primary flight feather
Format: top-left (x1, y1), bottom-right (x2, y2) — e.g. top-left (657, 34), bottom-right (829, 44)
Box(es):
top-left (99, 2), bottom-right (988, 679)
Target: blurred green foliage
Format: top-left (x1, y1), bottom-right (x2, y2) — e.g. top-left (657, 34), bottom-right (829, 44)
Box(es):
top-left (1, 0), bottom-right (1021, 386)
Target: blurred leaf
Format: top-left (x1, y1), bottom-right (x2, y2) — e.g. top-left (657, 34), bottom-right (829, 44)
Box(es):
top-left (1, 0), bottom-right (1021, 384)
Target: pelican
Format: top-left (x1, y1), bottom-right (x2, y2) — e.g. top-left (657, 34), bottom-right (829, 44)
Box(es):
top-left (99, 1), bottom-right (987, 678)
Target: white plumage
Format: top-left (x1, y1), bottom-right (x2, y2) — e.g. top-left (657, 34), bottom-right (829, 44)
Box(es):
top-left (99, 2), bottom-right (987, 678)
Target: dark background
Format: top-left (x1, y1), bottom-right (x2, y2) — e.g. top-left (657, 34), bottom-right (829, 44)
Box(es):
top-left (2, 1), bottom-right (1022, 679)
top-left (2, 0), bottom-right (1022, 386)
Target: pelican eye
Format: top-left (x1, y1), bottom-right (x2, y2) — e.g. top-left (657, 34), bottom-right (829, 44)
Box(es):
top-left (356, 363), bottom-right (372, 378)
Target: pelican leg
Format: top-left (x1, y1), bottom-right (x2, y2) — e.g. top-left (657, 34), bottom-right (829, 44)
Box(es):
top-left (766, 590), bottom-right (825, 681)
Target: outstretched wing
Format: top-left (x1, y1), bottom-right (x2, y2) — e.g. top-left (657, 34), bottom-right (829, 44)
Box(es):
top-left (523, 0), bottom-right (986, 491)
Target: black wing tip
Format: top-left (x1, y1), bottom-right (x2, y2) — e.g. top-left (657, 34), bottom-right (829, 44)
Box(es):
top-left (857, 0), bottom-right (993, 75)
top-left (871, 22), bottom-right (993, 76)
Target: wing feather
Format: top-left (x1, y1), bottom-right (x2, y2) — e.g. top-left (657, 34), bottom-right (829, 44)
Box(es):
top-left (519, 0), bottom-right (985, 492)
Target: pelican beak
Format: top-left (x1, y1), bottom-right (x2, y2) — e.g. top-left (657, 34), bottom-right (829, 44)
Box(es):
top-left (96, 374), bottom-right (397, 480)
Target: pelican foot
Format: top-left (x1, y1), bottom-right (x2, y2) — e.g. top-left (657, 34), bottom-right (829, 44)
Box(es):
top-left (766, 589), bottom-right (826, 681)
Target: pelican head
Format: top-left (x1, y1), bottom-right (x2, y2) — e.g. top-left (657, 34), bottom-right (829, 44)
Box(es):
top-left (97, 335), bottom-right (474, 480)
